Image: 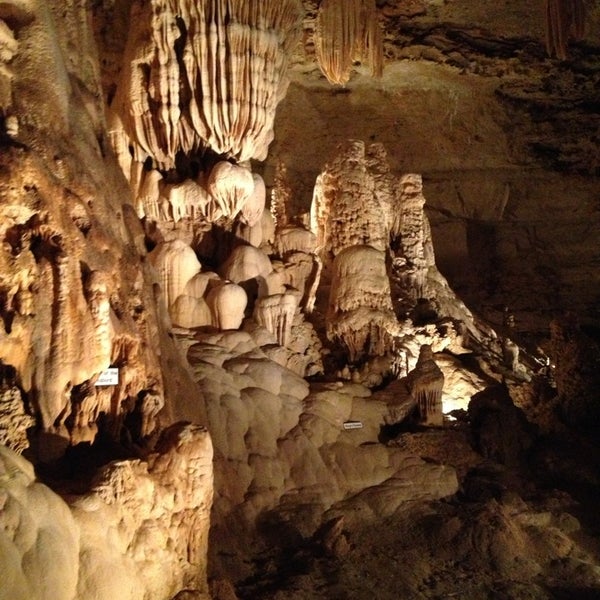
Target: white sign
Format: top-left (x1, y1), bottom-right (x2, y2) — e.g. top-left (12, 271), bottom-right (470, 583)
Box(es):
top-left (343, 420), bottom-right (363, 430)
top-left (95, 368), bottom-right (119, 386)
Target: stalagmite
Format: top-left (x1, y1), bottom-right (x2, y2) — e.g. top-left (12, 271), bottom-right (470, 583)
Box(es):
top-left (170, 295), bottom-right (213, 329)
top-left (406, 345), bottom-right (444, 426)
top-left (314, 0), bottom-right (383, 85)
top-left (327, 245), bottom-right (399, 362)
top-left (85, 270), bottom-right (112, 370)
top-left (311, 140), bottom-right (388, 257)
top-left (391, 173), bottom-right (435, 300)
top-left (110, 0), bottom-right (304, 170)
top-left (205, 281), bottom-right (247, 330)
top-left (270, 160), bottom-right (293, 230)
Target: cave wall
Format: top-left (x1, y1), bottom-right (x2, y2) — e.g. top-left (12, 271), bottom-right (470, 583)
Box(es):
top-left (0, 0), bottom-right (206, 459)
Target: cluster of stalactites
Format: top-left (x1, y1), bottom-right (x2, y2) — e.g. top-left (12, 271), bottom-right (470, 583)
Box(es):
top-left (545, 0), bottom-right (586, 60)
top-left (314, 0), bottom-right (383, 85)
top-left (110, 0), bottom-right (304, 171)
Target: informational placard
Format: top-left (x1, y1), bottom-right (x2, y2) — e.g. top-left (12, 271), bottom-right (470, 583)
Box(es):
top-left (95, 367), bottom-right (119, 386)
top-left (343, 420), bottom-right (363, 430)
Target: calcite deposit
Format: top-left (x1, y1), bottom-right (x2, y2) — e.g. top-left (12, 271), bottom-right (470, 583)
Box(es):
top-left (1, 0), bottom-right (600, 599)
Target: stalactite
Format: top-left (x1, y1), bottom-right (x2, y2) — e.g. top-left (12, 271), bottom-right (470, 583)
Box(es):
top-left (111, 0), bottom-right (304, 169)
top-left (545, 0), bottom-right (587, 60)
top-left (314, 0), bottom-right (383, 86)
top-left (253, 290), bottom-right (300, 346)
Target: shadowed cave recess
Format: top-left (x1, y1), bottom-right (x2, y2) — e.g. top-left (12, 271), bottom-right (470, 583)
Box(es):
top-left (1, 1), bottom-right (600, 599)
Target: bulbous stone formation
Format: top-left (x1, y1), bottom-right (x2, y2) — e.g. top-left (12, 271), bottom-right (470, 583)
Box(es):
top-left (149, 239), bottom-right (202, 314)
top-left (109, 0), bottom-right (304, 172)
top-left (240, 173), bottom-right (266, 228)
top-left (205, 281), bottom-right (248, 330)
top-left (206, 161), bottom-right (255, 222)
top-left (220, 244), bottom-right (273, 290)
top-left (327, 245), bottom-right (399, 362)
top-left (0, 424), bottom-right (213, 600)
top-left (406, 345), bottom-right (444, 426)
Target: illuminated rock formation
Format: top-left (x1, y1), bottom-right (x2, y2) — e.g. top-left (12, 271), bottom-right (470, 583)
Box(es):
top-left (0, 17), bottom-right (17, 113)
top-left (0, 376), bottom-right (35, 454)
top-left (109, 0), bottom-right (304, 172)
top-left (205, 281), bottom-right (248, 330)
top-left (276, 226), bottom-right (317, 256)
top-left (221, 244), bottom-right (273, 290)
top-left (406, 345), bottom-right (444, 426)
top-left (0, 445), bottom-right (79, 600)
top-left (149, 240), bottom-right (202, 314)
top-left (1, 424), bottom-right (213, 600)
top-left (240, 173), bottom-right (266, 228)
top-left (390, 174), bottom-right (435, 301)
top-left (206, 161), bottom-right (255, 222)
top-left (253, 290), bottom-right (300, 346)
top-left (311, 140), bottom-right (388, 256)
top-left (327, 245), bottom-right (399, 362)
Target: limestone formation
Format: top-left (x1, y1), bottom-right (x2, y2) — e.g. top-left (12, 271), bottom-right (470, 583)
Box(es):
top-left (206, 162), bottom-right (255, 222)
top-left (406, 345), bottom-right (444, 426)
top-left (253, 290), bottom-right (300, 346)
top-left (240, 173), bottom-right (266, 228)
top-left (0, 424), bottom-right (213, 600)
top-left (135, 169), bottom-right (164, 220)
top-left (0, 377), bottom-right (35, 454)
top-left (162, 178), bottom-right (212, 223)
top-left (220, 245), bottom-right (273, 290)
top-left (0, 445), bottom-right (80, 600)
top-left (149, 240), bottom-right (202, 314)
top-left (109, 0), bottom-right (304, 171)
top-left (275, 226), bottom-right (317, 257)
top-left (3, 1), bottom-right (600, 599)
top-left (390, 174), bottom-right (435, 301)
top-left (327, 245), bottom-right (399, 362)
top-left (0, 17), bottom-right (17, 112)
top-left (311, 140), bottom-right (388, 256)
top-left (315, 0), bottom-right (383, 85)
top-left (205, 281), bottom-right (247, 330)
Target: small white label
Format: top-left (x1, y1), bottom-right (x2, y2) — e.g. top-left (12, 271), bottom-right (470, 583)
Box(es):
top-left (95, 368), bottom-right (119, 386)
top-left (343, 420), bottom-right (363, 430)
